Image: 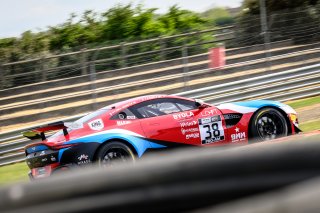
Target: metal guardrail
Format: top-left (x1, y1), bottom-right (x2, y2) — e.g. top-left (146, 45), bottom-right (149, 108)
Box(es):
top-left (2, 45), bottom-right (318, 113)
top-left (0, 63), bottom-right (319, 166)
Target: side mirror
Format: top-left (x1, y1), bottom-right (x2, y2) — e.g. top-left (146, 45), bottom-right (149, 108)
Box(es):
top-left (195, 99), bottom-right (206, 108)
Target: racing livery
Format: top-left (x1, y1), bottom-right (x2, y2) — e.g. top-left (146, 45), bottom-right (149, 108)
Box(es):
top-left (23, 95), bottom-right (300, 179)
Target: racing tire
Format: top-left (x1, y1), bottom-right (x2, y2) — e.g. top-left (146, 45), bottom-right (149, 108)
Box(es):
top-left (250, 108), bottom-right (288, 142)
top-left (96, 141), bottom-right (136, 167)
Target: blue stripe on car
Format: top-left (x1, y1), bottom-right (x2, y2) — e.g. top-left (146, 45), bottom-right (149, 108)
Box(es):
top-left (64, 133), bottom-right (166, 157)
top-left (233, 100), bottom-right (284, 108)
top-left (26, 145), bottom-right (48, 154)
top-left (58, 148), bottom-right (70, 161)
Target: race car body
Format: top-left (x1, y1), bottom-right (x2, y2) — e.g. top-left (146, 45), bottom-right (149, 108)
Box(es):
top-left (24, 95), bottom-right (300, 179)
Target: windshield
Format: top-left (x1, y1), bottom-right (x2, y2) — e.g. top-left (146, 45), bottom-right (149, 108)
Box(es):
top-left (49, 109), bottom-right (109, 138)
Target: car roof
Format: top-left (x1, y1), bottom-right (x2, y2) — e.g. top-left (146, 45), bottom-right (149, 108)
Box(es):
top-left (101, 94), bottom-right (194, 112)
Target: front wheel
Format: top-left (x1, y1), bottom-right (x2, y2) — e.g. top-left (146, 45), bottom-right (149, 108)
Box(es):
top-left (250, 108), bottom-right (288, 141)
top-left (96, 142), bottom-right (136, 167)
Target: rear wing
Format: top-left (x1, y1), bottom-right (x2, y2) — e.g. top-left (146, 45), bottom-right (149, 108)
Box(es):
top-left (22, 121), bottom-right (68, 141)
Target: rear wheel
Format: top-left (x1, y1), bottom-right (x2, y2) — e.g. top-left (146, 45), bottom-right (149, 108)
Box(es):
top-left (250, 108), bottom-right (288, 141)
top-left (96, 142), bottom-right (136, 167)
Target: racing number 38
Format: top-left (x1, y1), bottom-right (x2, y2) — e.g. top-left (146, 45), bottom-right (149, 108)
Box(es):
top-left (199, 116), bottom-right (225, 144)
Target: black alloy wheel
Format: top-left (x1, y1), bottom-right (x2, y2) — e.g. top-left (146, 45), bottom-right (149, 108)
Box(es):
top-left (250, 108), bottom-right (288, 141)
top-left (96, 142), bottom-right (136, 167)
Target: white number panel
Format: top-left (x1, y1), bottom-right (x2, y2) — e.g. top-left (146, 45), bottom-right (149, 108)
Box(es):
top-left (199, 116), bottom-right (225, 144)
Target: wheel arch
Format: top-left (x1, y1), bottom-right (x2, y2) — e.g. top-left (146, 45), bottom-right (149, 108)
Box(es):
top-left (93, 138), bottom-right (138, 162)
top-left (248, 106), bottom-right (292, 140)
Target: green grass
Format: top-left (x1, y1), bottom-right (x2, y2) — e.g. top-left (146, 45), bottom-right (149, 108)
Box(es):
top-left (286, 95), bottom-right (320, 109)
top-left (299, 120), bottom-right (320, 132)
top-left (0, 162), bottom-right (29, 185)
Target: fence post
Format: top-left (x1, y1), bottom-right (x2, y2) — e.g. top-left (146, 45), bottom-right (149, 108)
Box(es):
top-left (41, 58), bottom-right (47, 82)
top-left (89, 62), bottom-right (98, 111)
top-left (80, 49), bottom-right (88, 75)
top-left (159, 36), bottom-right (166, 61)
top-left (182, 43), bottom-right (189, 91)
top-left (259, 0), bottom-right (271, 70)
top-left (120, 42), bottom-right (127, 68)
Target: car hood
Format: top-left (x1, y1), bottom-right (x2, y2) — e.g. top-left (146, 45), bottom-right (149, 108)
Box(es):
top-left (217, 100), bottom-right (297, 114)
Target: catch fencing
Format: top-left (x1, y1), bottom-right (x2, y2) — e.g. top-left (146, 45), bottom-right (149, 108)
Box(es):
top-left (0, 26), bottom-right (234, 90)
top-left (0, 63), bottom-right (319, 166)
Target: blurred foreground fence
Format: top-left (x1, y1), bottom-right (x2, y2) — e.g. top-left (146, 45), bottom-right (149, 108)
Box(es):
top-left (0, 63), bottom-right (319, 166)
top-left (0, 134), bottom-right (319, 212)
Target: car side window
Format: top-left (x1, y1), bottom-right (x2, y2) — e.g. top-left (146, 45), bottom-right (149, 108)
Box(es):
top-left (129, 98), bottom-right (198, 119)
top-left (110, 108), bottom-right (137, 120)
top-left (176, 102), bottom-right (196, 111)
top-left (137, 102), bottom-right (180, 118)
top-left (173, 99), bottom-right (198, 111)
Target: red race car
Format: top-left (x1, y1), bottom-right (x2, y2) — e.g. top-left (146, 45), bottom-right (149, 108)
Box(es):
top-left (24, 95), bottom-right (300, 179)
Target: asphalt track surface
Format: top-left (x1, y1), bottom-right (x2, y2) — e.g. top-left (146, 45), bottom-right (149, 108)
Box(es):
top-left (0, 131), bottom-right (319, 213)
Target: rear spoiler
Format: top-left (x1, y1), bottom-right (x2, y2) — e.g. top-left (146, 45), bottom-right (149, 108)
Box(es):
top-left (22, 121), bottom-right (68, 140)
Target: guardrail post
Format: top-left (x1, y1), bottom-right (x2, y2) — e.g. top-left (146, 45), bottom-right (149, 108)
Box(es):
top-left (80, 49), bottom-right (88, 75)
top-left (120, 42), bottom-right (127, 68)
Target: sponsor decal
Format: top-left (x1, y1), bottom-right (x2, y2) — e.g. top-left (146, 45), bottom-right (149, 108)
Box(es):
top-left (50, 156), bottom-right (56, 162)
top-left (78, 154), bottom-right (89, 161)
top-left (78, 160), bottom-right (91, 165)
top-left (186, 133), bottom-right (200, 139)
top-left (173, 111), bottom-right (194, 120)
top-left (118, 113), bottom-right (126, 119)
top-left (180, 120), bottom-right (197, 127)
top-left (289, 114), bottom-right (298, 126)
top-left (199, 116), bottom-right (221, 125)
top-left (201, 109), bottom-right (218, 117)
top-left (181, 128), bottom-right (199, 135)
top-left (88, 119), bottom-right (104, 131)
top-left (289, 114), bottom-right (297, 122)
top-left (41, 158), bottom-right (48, 162)
top-left (231, 127), bottom-right (246, 142)
top-left (77, 154), bottom-right (91, 165)
top-left (117, 120), bottom-right (132, 126)
top-left (40, 151), bottom-right (46, 156)
top-left (224, 114), bottom-right (241, 120)
top-left (127, 116), bottom-right (136, 120)
top-left (199, 116), bottom-right (225, 144)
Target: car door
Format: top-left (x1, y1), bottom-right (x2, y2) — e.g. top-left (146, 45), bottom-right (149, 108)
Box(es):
top-left (129, 98), bottom-right (201, 145)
